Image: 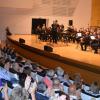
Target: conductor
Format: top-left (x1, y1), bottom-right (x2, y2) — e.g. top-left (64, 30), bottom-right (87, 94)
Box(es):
top-left (51, 20), bottom-right (59, 44)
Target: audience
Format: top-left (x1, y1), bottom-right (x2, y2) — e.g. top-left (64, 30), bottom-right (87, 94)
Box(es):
top-left (0, 44), bottom-right (100, 100)
top-left (36, 24), bottom-right (100, 54)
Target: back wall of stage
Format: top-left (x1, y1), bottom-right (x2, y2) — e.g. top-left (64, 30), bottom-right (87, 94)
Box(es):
top-left (0, 0), bottom-right (91, 41)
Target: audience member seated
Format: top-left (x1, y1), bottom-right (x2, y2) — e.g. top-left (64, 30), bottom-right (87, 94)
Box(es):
top-left (3, 81), bottom-right (36, 100)
top-left (45, 78), bottom-right (70, 100)
top-left (68, 84), bottom-right (82, 100)
top-left (36, 81), bottom-right (49, 100)
top-left (74, 73), bottom-right (83, 90)
top-left (55, 67), bottom-right (64, 82)
top-left (43, 69), bottom-right (55, 88)
top-left (91, 39), bottom-right (99, 54)
top-left (4, 59), bottom-right (11, 71)
top-left (90, 81), bottom-right (100, 94)
top-left (62, 74), bottom-right (72, 86)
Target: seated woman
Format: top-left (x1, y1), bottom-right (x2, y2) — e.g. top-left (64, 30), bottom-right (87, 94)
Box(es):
top-left (43, 69), bottom-right (55, 88)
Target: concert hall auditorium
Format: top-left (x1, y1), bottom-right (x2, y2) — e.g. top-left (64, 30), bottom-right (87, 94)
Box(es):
top-left (0, 0), bottom-right (100, 100)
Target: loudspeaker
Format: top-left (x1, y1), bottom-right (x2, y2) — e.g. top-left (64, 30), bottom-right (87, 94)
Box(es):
top-left (19, 38), bottom-right (25, 44)
top-left (68, 20), bottom-right (73, 26)
top-left (44, 45), bottom-right (53, 52)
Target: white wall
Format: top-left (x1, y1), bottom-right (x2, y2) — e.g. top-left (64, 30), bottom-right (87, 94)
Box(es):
top-left (72, 0), bottom-right (92, 28)
top-left (0, 0), bottom-right (92, 40)
top-left (0, 15), bottom-right (32, 40)
top-left (30, 0), bottom-right (92, 29)
top-left (0, 0), bottom-right (34, 8)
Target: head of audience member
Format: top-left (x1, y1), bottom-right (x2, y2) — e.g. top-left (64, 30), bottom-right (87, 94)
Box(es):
top-left (24, 60), bottom-right (32, 68)
top-left (23, 67), bottom-right (32, 76)
top-left (10, 86), bottom-right (29, 100)
top-left (37, 81), bottom-right (47, 93)
top-left (15, 56), bottom-right (23, 63)
top-left (46, 69), bottom-right (55, 79)
top-left (31, 63), bottom-right (43, 72)
top-left (19, 73), bottom-right (27, 87)
top-left (43, 69), bottom-right (54, 89)
top-left (12, 62), bottom-right (22, 73)
top-left (55, 67), bottom-right (64, 76)
top-left (52, 78), bottom-right (62, 90)
top-left (63, 74), bottom-right (72, 86)
top-left (4, 59), bottom-right (11, 71)
top-left (31, 63), bottom-right (38, 70)
top-left (68, 83), bottom-right (82, 100)
top-left (10, 48), bottom-right (15, 54)
top-left (74, 73), bottom-right (83, 89)
top-left (58, 94), bottom-right (70, 100)
top-left (0, 57), bottom-right (5, 66)
top-left (64, 74), bottom-right (70, 80)
top-left (68, 84), bottom-right (77, 96)
top-left (90, 81), bottom-right (100, 94)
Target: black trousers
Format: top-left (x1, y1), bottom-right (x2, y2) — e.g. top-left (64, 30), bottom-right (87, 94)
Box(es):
top-left (80, 42), bottom-right (88, 51)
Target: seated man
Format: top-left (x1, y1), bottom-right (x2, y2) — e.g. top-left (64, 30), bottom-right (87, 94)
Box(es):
top-left (80, 35), bottom-right (90, 51)
top-left (91, 39), bottom-right (99, 54)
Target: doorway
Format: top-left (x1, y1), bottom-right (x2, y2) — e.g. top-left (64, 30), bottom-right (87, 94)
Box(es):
top-left (31, 18), bottom-right (46, 34)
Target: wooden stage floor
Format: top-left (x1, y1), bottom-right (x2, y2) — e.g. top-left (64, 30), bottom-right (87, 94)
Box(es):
top-left (9, 34), bottom-right (100, 67)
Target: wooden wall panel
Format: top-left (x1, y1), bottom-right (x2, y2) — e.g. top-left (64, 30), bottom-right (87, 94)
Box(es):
top-left (91, 0), bottom-right (100, 27)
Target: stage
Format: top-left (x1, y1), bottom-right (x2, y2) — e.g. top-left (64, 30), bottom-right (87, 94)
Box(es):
top-left (8, 34), bottom-right (100, 67)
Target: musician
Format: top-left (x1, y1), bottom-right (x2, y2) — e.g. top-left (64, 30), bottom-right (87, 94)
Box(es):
top-left (60, 24), bottom-right (64, 32)
top-left (71, 32), bottom-right (77, 43)
top-left (36, 26), bottom-right (42, 40)
top-left (36, 25), bottom-right (42, 34)
top-left (6, 27), bottom-right (12, 35)
top-left (97, 35), bottom-right (100, 48)
top-left (41, 24), bottom-right (47, 41)
top-left (91, 34), bottom-right (100, 54)
top-left (46, 27), bottom-right (52, 42)
top-left (51, 20), bottom-right (59, 44)
top-left (80, 32), bottom-right (90, 51)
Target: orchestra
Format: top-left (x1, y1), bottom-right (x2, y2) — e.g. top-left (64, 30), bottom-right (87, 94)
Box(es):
top-left (35, 20), bottom-right (100, 54)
